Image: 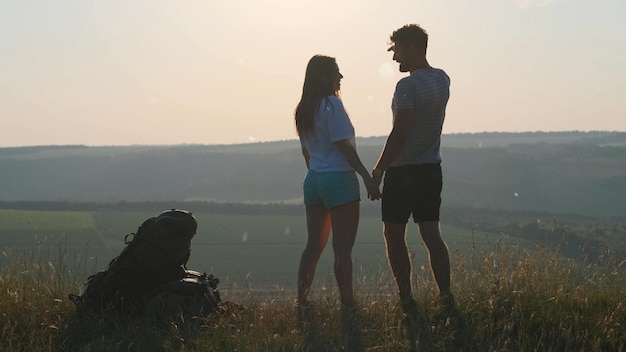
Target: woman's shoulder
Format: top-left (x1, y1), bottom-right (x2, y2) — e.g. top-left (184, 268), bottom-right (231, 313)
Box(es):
top-left (320, 95), bottom-right (345, 110)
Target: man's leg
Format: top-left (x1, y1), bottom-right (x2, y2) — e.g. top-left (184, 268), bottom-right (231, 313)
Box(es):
top-left (417, 221), bottom-right (451, 296)
top-left (383, 222), bottom-right (412, 300)
top-left (385, 221), bottom-right (419, 349)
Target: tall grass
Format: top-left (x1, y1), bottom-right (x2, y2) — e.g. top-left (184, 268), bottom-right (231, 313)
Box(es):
top-left (0, 234), bottom-right (624, 351)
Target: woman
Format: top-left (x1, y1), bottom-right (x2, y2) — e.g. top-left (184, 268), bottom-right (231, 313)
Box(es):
top-left (294, 55), bottom-right (381, 349)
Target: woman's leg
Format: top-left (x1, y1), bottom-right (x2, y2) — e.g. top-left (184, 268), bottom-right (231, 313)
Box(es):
top-left (329, 200), bottom-right (360, 306)
top-left (297, 205), bottom-right (331, 305)
top-left (331, 200), bottom-right (365, 351)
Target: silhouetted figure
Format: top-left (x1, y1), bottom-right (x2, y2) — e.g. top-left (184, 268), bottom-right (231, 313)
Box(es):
top-left (294, 55), bottom-right (381, 351)
top-left (372, 24), bottom-right (456, 339)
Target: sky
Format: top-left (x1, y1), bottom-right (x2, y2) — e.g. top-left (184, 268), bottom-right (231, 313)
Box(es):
top-left (1, 0), bottom-right (625, 147)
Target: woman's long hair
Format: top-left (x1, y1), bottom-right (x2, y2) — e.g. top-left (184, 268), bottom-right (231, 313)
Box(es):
top-left (295, 55), bottom-right (339, 139)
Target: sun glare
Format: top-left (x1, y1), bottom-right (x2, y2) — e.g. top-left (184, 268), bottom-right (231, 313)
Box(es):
top-left (378, 62), bottom-right (395, 80)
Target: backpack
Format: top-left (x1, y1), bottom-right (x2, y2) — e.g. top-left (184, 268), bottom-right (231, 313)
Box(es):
top-left (144, 269), bottom-right (222, 318)
top-left (69, 209), bottom-right (222, 316)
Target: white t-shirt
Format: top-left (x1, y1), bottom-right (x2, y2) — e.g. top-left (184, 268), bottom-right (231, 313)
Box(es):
top-left (300, 96), bottom-right (355, 172)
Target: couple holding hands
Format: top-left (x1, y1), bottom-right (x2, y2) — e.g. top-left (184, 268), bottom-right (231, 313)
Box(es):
top-left (294, 24), bottom-right (455, 350)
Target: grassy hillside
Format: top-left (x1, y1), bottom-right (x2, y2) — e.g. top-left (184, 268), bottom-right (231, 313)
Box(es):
top-left (0, 227), bottom-right (624, 351)
top-left (1, 205), bottom-right (624, 351)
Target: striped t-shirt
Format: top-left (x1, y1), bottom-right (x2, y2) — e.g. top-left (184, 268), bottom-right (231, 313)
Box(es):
top-left (391, 68), bottom-right (450, 166)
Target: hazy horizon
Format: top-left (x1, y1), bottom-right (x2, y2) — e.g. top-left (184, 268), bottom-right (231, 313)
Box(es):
top-left (1, 130), bottom-right (623, 149)
top-left (2, 0), bottom-right (625, 147)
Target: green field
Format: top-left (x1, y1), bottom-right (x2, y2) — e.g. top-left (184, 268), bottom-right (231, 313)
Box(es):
top-left (0, 209), bottom-right (519, 293)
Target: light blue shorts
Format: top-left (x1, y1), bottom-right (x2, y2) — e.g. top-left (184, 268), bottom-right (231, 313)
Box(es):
top-left (303, 170), bottom-right (360, 208)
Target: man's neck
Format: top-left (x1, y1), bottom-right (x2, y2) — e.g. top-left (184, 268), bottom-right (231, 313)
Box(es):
top-left (409, 59), bottom-right (431, 73)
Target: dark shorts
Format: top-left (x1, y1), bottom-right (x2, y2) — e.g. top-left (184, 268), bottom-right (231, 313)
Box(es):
top-left (382, 163), bottom-right (442, 224)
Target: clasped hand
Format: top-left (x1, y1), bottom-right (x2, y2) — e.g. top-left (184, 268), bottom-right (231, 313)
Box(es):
top-left (365, 177), bottom-right (382, 200)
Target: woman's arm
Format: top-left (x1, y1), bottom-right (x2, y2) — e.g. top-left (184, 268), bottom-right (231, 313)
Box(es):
top-left (334, 139), bottom-right (381, 200)
top-left (301, 147), bottom-right (310, 169)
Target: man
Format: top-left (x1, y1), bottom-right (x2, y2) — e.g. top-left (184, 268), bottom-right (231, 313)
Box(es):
top-left (372, 24), bottom-right (454, 314)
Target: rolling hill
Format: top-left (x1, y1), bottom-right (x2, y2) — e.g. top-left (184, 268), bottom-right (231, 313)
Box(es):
top-left (1, 131), bottom-right (625, 218)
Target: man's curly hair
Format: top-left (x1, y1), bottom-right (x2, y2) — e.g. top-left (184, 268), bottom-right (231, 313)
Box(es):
top-left (390, 24), bottom-right (428, 50)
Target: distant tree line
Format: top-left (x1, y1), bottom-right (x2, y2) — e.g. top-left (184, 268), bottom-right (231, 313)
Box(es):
top-left (441, 206), bottom-right (626, 262)
top-left (0, 200), bottom-right (304, 216)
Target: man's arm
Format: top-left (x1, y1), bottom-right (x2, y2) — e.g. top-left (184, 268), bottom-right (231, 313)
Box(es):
top-left (373, 108), bottom-right (414, 174)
